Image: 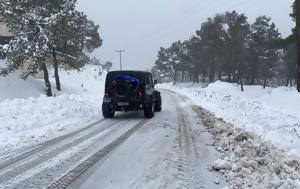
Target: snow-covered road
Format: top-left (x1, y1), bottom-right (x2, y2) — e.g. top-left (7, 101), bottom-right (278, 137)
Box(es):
top-left (68, 90), bottom-right (226, 189)
top-left (0, 90), bottom-right (226, 189)
top-left (1, 89), bottom-right (300, 189)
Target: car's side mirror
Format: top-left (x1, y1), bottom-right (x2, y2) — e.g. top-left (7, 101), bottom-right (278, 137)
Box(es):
top-left (154, 80), bottom-right (158, 86)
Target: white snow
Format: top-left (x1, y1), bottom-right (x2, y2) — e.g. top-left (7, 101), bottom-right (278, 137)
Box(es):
top-left (0, 94), bottom-right (100, 151)
top-left (50, 65), bottom-right (105, 97)
top-left (69, 90), bottom-right (226, 189)
top-left (0, 70), bottom-right (45, 101)
top-left (2, 57), bottom-right (300, 188)
top-left (197, 108), bottom-right (300, 189)
top-left (0, 64), bottom-right (105, 101)
top-left (0, 62), bottom-right (105, 152)
top-left (160, 81), bottom-right (300, 156)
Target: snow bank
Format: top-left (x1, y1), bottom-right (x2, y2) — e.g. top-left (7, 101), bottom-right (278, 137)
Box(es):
top-left (49, 64), bottom-right (106, 97)
top-left (0, 71), bottom-right (45, 101)
top-left (0, 94), bottom-right (101, 151)
top-left (0, 63), bottom-right (106, 102)
top-left (196, 107), bottom-right (300, 189)
top-left (0, 59), bottom-right (45, 101)
top-left (0, 62), bottom-right (105, 151)
top-left (160, 81), bottom-right (300, 156)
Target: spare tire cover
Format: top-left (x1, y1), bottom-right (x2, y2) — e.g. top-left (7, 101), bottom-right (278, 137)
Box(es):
top-left (113, 75), bottom-right (140, 98)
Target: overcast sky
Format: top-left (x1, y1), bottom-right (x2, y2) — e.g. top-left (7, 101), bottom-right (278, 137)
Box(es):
top-left (77, 0), bottom-right (294, 71)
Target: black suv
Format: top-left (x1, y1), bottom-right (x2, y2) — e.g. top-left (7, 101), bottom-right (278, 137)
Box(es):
top-left (102, 71), bottom-right (162, 118)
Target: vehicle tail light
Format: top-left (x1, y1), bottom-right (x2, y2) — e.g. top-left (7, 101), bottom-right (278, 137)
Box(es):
top-left (138, 92), bottom-right (144, 98)
top-left (105, 92), bottom-right (111, 97)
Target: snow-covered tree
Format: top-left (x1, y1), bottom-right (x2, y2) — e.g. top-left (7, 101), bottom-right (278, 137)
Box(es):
top-left (248, 16), bottom-right (281, 87)
top-left (103, 61), bottom-right (113, 72)
top-left (223, 11), bottom-right (250, 85)
top-left (196, 15), bottom-right (226, 82)
top-left (153, 11), bottom-right (288, 89)
top-left (154, 43), bottom-right (185, 84)
top-left (49, 9), bottom-right (102, 91)
top-left (0, 0), bottom-right (102, 95)
top-left (186, 36), bottom-right (209, 82)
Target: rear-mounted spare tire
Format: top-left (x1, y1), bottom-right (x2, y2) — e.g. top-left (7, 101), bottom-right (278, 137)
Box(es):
top-left (114, 80), bottom-right (131, 98)
top-left (113, 75), bottom-right (140, 99)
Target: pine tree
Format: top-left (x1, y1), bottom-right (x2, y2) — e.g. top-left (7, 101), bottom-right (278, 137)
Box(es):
top-left (187, 36), bottom-right (209, 82)
top-left (248, 16), bottom-right (271, 84)
top-left (223, 11), bottom-right (250, 89)
top-left (248, 16), bottom-right (280, 87)
top-left (196, 15), bottom-right (226, 82)
top-left (152, 10), bottom-right (287, 89)
top-left (284, 43), bottom-right (297, 86)
top-left (154, 44), bottom-right (183, 84)
top-left (0, 0), bottom-right (102, 94)
top-left (49, 9), bottom-right (102, 91)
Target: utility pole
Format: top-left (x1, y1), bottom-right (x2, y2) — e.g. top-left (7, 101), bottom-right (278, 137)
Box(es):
top-left (297, 0), bottom-right (300, 92)
top-left (116, 50), bottom-right (125, 70)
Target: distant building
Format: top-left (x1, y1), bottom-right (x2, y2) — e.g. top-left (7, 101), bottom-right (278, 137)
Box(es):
top-left (0, 20), bottom-right (44, 79)
top-left (0, 21), bottom-right (14, 45)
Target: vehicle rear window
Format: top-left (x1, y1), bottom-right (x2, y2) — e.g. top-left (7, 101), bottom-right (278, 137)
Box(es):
top-left (105, 71), bottom-right (151, 91)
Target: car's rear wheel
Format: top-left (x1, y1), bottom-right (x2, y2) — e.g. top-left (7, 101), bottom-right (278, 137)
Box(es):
top-left (102, 104), bottom-right (115, 118)
top-left (144, 104), bottom-right (154, 118)
top-left (154, 95), bottom-right (162, 112)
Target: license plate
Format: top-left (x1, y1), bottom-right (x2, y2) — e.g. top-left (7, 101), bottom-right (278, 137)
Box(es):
top-left (103, 97), bottom-right (112, 103)
top-left (118, 102), bottom-right (129, 106)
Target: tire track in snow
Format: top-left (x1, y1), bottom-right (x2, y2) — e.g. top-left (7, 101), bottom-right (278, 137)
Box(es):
top-left (177, 114), bottom-right (193, 188)
top-left (169, 92), bottom-right (203, 189)
top-left (0, 119), bottom-right (119, 184)
top-left (0, 119), bottom-right (105, 169)
top-left (47, 119), bottom-right (149, 189)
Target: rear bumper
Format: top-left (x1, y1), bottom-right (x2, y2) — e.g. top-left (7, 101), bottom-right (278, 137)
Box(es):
top-left (102, 95), bottom-right (152, 112)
